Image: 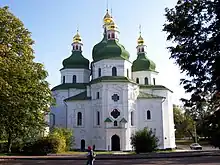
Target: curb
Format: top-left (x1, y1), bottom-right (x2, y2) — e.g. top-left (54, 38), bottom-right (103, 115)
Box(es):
top-left (0, 153), bottom-right (220, 160)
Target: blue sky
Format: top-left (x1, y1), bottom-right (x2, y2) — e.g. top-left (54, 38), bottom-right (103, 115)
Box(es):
top-left (0, 0), bottom-right (190, 104)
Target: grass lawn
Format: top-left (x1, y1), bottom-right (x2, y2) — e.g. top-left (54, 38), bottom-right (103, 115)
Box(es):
top-left (176, 139), bottom-right (210, 146)
top-left (61, 151), bottom-right (135, 155)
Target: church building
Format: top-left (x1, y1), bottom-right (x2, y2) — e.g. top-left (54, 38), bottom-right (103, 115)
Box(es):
top-left (50, 10), bottom-right (176, 151)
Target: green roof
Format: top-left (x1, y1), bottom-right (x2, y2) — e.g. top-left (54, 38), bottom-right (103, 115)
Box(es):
top-left (64, 91), bottom-right (91, 101)
top-left (104, 117), bottom-right (113, 122)
top-left (132, 53), bottom-right (156, 72)
top-left (139, 85), bottom-right (173, 93)
top-left (138, 91), bottom-right (164, 99)
top-left (92, 33), bottom-right (130, 62)
top-left (51, 83), bottom-right (87, 91)
top-left (61, 50), bottom-right (90, 70)
top-left (90, 76), bottom-right (136, 85)
top-left (120, 118), bottom-right (127, 123)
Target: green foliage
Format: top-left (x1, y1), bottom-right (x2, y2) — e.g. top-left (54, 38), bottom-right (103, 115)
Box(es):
top-left (130, 128), bottom-right (158, 153)
top-left (50, 127), bottom-right (74, 151)
top-left (22, 135), bottom-right (66, 155)
top-left (204, 110), bottom-right (220, 148)
top-left (173, 105), bottom-right (194, 138)
top-left (0, 6), bottom-right (54, 152)
top-left (163, 0), bottom-right (220, 148)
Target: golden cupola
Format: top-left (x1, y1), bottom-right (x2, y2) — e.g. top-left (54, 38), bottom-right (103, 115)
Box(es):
top-left (73, 30), bottom-right (82, 44)
top-left (107, 20), bottom-right (119, 32)
top-left (103, 9), bottom-right (113, 25)
top-left (137, 35), bottom-right (144, 45)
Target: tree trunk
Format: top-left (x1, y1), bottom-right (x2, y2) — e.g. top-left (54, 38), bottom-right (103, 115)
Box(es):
top-left (7, 132), bottom-right (12, 153)
top-left (187, 130), bottom-right (195, 142)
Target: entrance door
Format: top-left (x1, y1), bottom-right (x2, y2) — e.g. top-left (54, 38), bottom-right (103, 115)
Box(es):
top-left (81, 139), bottom-right (85, 151)
top-left (111, 134), bottom-right (120, 151)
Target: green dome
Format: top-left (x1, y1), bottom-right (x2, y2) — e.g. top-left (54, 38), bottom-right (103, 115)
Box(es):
top-left (61, 51), bottom-right (89, 70)
top-left (92, 34), bottom-right (130, 62)
top-left (132, 53), bottom-right (156, 72)
top-left (92, 34), bottom-right (108, 60)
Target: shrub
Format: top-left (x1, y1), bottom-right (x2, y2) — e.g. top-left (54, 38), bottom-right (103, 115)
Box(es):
top-left (131, 127), bottom-right (159, 153)
top-left (22, 134), bottom-right (66, 155)
top-left (50, 127), bottom-right (74, 151)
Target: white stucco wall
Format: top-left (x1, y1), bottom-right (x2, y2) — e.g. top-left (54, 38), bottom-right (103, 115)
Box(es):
top-left (91, 59), bottom-right (132, 79)
top-left (60, 68), bottom-right (90, 83)
top-left (132, 70), bottom-right (158, 85)
top-left (66, 100), bottom-right (92, 149)
top-left (50, 88), bottom-right (86, 128)
top-left (136, 98), bottom-right (164, 148)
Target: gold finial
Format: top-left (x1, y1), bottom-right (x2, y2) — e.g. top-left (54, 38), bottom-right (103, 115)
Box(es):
top-left (73, 28), bottom-right (82, 44)
top-left (137, 25), bottom-right (144, 45)
top-left (103, 0), bottom-right (114, 24)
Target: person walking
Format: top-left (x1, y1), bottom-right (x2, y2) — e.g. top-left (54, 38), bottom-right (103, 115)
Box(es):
top-left (86, 146), bottom-right (96, 165)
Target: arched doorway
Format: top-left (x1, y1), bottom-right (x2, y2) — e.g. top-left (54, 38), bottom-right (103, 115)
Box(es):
top-left (111, 134), bottom-right (120, 151)
top-left (81, 139), bottom-right (85, 151)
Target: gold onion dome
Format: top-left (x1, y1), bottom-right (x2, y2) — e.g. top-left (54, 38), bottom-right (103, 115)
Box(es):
top-left (137, 35), bottom-right (144, 45)
top-left (73, 30), bottom-right (82, 44)
top-left (103, 9), bottom-right (113, 24)
top-left (107, 20), bottom-right (119, 31)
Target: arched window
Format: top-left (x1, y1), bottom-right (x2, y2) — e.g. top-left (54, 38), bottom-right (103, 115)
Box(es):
top-left (77, 112), bottom-right (82, 126)
top-left (76, 45), bottom-right (78, 50)
top-left (144, 77), bottom-right (149, 85)
top-left (111, 33), bottom-right (115, 39)
top-left (147, 110), bottom-right (151, 120)
top-left (114, 121), bottom-right (118, 126)
top-left (98, 68), bottom-right (101, 77)
top-left (79, 46), bottom-right (81, 51)
top-left (112, 67), bottom-right (117, 76)
top-left (63, 76), bottom-right (65, 84)
top-left (131, 111), bottom-right (134, 126)
top-left (72, 75), bottom-right (76, 83)
top-left (153, 78), bottom-right (156, 85)
top-left (108, 33), bottom-right (111, 39)
top-left (136, 78), bottom-right (139, 84)
top-left (127, 69), bottom-right (129, 78)
top-left (142, 47), bottom-right (144, 52)
top-left (97, 111), bottom-right (100, 125)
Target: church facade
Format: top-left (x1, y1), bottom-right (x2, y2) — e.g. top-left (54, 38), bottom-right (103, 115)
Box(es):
top-left (50, 10), bottom-right (176, 151)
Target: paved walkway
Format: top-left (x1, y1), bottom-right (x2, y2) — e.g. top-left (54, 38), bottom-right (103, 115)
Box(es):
top-left (2, 156), bottom-right (220, 165)
top-left (0, 150), bottom-right (220, 160)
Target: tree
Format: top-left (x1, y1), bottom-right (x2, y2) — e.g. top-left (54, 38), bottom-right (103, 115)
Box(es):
top-left (130, 128), bottom-right (158, 153)
top-left (50, 127), bottom-right (74, 151)
top-left (0, 6), bottom-right (54, 152)
top-left (163, 0), bottom-right (220, 147)
top-left (173, 105), bottom-right (194, 138)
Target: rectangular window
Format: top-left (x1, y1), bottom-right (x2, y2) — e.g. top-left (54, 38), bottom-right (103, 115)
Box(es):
top-left (127, 69), bottom-right (129, 78)
top-left (131, 111), bottom-right (134, 126)
top-left (97, 92), bottom-right (100, 99)
top-left (97, 111), bottom-right (100, 125)
top-left (63, 76), bottom-right (65, 84)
